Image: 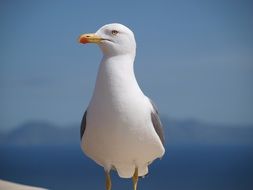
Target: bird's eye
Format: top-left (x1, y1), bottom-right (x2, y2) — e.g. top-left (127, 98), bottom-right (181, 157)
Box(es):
top-left (111, 30), bottom-right (119, 35)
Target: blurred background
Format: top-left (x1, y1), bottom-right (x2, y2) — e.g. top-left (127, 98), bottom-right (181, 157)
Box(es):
top-left (0, 0), bottom-right (253, 189)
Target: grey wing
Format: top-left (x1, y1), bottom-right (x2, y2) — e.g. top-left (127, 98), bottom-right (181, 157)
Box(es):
top-left (80, 110), bottom-right (87, 140)
top-left (149, 99), bottom-right (165, 146)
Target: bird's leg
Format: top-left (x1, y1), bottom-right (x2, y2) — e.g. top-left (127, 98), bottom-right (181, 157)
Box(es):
top-left (132, 167), bottom-right (138, 190)
top-left (105, 170), bottom-right (112, 190)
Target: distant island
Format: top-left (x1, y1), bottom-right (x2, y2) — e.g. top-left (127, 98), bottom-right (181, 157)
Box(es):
top-left (1, 117), bottom-right (253, 146)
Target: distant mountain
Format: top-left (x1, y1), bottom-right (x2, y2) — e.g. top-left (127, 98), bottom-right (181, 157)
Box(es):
top-left (0, 121), bottom-right (79, 146)
top-left (163, 117), bottom-right (253, 145)
top-left (1, 117), bottom-right (253, 146)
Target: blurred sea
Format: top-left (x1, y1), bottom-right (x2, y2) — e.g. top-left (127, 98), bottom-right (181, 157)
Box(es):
top-left (0, 145), bottom-right (253, 190)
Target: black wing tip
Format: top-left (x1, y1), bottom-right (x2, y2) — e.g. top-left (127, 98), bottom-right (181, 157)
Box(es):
top-left (80, 110), bottom-right (87, 140)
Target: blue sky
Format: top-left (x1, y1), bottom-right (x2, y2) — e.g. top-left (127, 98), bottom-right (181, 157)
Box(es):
top-left (1, 0), bottom-right (253, 130)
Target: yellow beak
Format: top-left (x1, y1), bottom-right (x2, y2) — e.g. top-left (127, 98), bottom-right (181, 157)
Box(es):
top-left (79, 33), bottom-right (102, 44)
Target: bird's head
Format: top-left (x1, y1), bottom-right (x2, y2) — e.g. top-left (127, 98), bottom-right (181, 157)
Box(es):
top-left (79, 23), bottom-right (136, 57)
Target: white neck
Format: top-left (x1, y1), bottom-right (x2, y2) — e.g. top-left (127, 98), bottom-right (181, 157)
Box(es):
top-left (91, 54), bottom-right (143, 101)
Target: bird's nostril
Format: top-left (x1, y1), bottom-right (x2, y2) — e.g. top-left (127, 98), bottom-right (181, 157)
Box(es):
top-left (86, 35), bottom-right (90, 38)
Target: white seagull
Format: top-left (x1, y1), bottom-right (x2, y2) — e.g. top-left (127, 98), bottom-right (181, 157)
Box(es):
top-left (79, 23), bottom-right (165, 190)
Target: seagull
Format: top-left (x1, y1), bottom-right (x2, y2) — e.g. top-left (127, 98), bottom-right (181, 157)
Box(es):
top-left (78, 23), bottom-right (165, 190)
